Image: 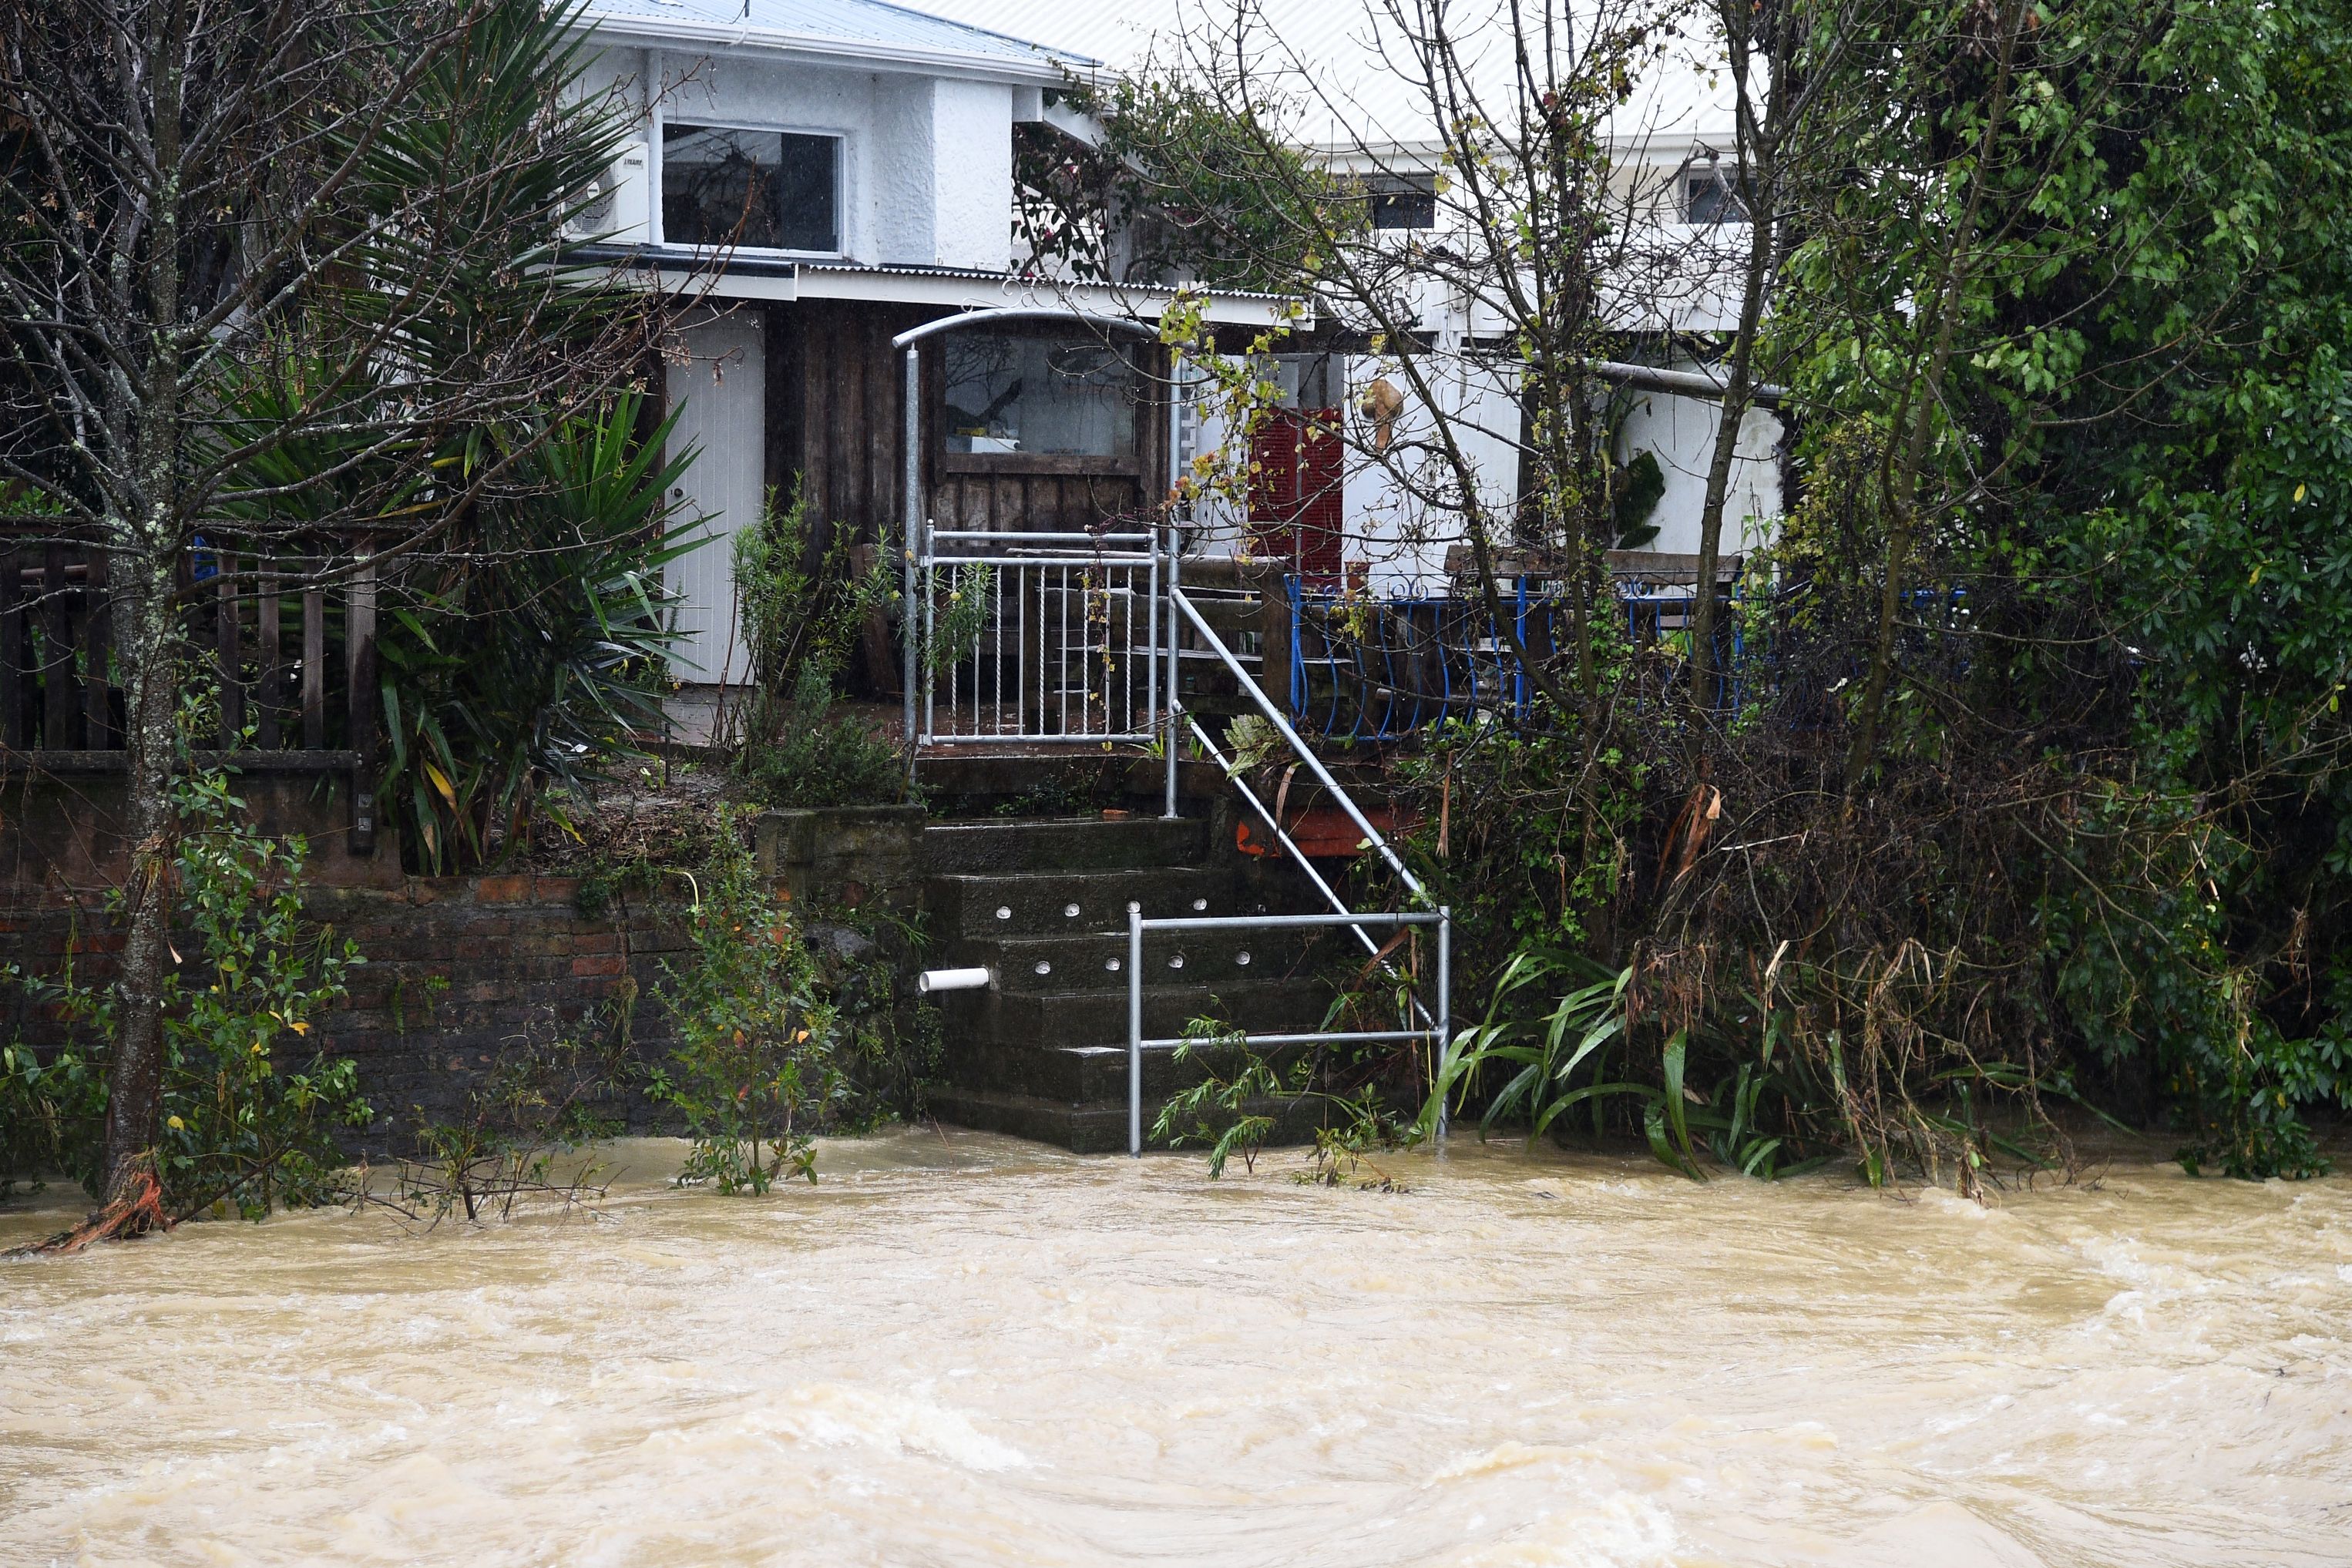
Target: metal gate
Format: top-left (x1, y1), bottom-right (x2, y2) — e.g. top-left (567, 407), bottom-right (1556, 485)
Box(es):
top-left (909, 519), bottom-right (1164, 747)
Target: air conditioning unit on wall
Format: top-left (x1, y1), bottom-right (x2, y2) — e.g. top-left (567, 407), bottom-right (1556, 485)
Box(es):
top-left (570, 139), bottom-right (650, 243)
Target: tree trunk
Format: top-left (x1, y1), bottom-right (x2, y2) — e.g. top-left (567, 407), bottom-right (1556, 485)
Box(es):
top-left (1843, 2), bottom-right (2025, 791)
top-left (1685, 229), bottom-right (1769, 726)
top-left (98, 1), bottom-right (186, 1207)
top-left (99, 543), bottom-right (180, 1204)
top-left (1686, 1), bottom-right (1785, 737)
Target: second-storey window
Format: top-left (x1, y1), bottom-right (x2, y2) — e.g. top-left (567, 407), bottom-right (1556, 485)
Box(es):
top-left (661, 123), bottom-right (839, 253)
top-left (1366, 175), bottom-right (1438, 231)
top-left (1684, 166), bottom-right (1748, 224)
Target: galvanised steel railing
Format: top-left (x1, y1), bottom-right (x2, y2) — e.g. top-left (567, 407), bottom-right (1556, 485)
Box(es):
top-left (1129, 585), bottom-right (1453, 1156)
top-left (1124, 907), bottom-right (1450, 1158)
top-left (910, 520), bottom-right (1162, 748)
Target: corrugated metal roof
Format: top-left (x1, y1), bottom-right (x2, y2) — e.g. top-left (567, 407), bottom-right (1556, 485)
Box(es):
top-left (579, 0), bottom-right (1096, 71)
top-left (898, 0), bottom-right (1734, 148)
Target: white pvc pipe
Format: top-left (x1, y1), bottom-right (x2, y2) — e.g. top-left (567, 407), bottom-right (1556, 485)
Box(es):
top-left (918, 967), bottom-right (992, 995)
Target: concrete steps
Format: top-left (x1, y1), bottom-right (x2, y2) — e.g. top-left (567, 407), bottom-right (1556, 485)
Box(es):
top-left (917, 813), bottom-right (1337, 1152)
top-left (922, 816), bottom-right (1206, 875)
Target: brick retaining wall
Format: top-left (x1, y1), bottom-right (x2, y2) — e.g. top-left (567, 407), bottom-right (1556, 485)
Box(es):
top-left (0, 875), bottom-right (696, 1150)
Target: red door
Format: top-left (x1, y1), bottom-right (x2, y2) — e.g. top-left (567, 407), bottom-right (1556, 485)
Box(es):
top-left (1248, 408), bottom-right (1344, 589)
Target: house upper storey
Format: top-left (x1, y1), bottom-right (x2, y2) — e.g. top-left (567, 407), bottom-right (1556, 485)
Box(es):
top-left (566, 0), bottom-right (1290, 324)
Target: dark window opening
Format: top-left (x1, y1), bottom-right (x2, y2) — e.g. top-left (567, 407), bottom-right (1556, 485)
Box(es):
top-left (1368, 175), bottom-right (1438, 231)
top-left (661, 123), bottom-right (839, 252)
top-left (942, 337), bottom-right (1140, 459)
top-left (1685, 167), bottom-right (1748, 224)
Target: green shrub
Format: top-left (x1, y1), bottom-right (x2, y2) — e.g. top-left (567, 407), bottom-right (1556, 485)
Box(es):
top-left (2, 767), bottom-right (370, 1217)
top-left (648, 808), bottom-right (848, 1192)
top-left (737, 666), bottom-right (907, 809)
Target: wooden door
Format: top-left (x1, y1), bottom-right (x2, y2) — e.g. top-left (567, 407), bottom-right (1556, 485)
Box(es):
top-left (664, 311), bottom-right (765, 684)
top-left (1248, 408), bottom-right (1344, 588)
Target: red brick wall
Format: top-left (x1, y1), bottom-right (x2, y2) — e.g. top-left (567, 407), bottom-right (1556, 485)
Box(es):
top-left (0, 876), bottom-right (694, 1150)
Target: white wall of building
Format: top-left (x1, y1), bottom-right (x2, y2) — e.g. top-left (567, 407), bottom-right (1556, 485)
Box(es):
top-left (1616, 380), bottom-right (1781, 559)
top-left (664, 312), bottom-right (767, 683)
top-left (577, 45), bottom-right (1019, 271)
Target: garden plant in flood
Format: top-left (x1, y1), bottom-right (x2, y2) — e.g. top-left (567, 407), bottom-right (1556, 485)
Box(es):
top-left (1047, 0), bottom-right (2352, 1184)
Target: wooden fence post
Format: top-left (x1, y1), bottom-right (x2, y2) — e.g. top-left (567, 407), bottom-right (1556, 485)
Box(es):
top-left (82, 551), bottom-right (110, 747)
top-left (215, 552), bottom-right (242, 749)
top-left (345, 554), bottom-right (378, 855)
top-left (0, 546), bottom-right (19, 749)
top-left (301, 572), bottom-right (325, 750)
top-left (255, 561), bottom-right (281, 750)
top-left (42, 544), bottom-right (75, 750)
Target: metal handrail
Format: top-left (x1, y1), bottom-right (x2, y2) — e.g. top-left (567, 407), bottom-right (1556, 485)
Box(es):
top-left (1141, 587), bottom-right (1455, 1155)
top-left (1168, 585), bottom-right (1427, 903)
top-left (912, 515), bottom-right (1161, 750)
top-left (1127, 908), bottom-right (1450, 1157)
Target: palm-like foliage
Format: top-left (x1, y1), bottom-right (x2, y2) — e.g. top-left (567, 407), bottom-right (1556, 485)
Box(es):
top-left (378, 393), bottom-right (705, 871)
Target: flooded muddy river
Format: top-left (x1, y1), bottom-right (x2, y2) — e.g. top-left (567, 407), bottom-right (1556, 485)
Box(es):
top-left (3, 1130), bottom-right (2348, 1566)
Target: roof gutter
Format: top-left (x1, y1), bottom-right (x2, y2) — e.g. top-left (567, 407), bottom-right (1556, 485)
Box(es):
top-left (570, 15), bottom-right (1087, 87)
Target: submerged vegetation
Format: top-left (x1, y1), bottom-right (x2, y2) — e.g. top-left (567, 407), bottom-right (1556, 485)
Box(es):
top-left (1072, 0), bottom-right (2352, 1186)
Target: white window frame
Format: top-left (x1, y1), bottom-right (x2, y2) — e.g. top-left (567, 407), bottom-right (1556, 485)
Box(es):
top-left (1678, 157), bottom-right (1749, 226)
top-left (649, 109), bottom-right (851, 259)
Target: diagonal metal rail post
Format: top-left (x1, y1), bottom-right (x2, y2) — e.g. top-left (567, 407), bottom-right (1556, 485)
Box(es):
top-left (1171, 586), bottom-right (1426, 903)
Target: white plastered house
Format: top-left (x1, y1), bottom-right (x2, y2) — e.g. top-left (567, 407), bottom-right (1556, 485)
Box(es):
top-left (563, 0), bottom-right (1295, 722)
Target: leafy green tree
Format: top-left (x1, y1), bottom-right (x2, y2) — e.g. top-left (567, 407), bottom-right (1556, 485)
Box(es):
top-left (0, 0), bottom-right (661, 1204)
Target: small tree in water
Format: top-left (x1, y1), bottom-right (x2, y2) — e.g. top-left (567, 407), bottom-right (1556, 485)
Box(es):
top-left (3, 754), bottom-right (369, 1236)
top-left (650, 810), bottom-right (845, 1194)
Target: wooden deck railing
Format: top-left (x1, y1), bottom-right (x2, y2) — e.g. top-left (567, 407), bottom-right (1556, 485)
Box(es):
top-left (0, 541), bottom-right (380, 847)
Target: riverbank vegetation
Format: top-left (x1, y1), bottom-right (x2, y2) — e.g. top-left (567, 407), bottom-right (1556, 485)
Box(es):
top-left (1072, 0), bottom-right (2352, 1182)
top-left (0, 779), bottom-right (929, 1239)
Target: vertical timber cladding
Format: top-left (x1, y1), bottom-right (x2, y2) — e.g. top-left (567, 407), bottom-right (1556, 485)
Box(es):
top-left (921, 330), bottom-right (1171, 535)
top-left (774, 302), bottom-right (1173, 541)
top-left (771, 300), bottom-right (939, 697)
top-left (774, 300), bottom-right (940, 556)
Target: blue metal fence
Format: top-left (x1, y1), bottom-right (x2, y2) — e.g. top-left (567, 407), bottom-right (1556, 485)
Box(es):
top-left (1285, 576), bottom-right (1742, 738)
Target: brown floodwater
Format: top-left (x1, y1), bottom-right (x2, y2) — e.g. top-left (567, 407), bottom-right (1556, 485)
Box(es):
top-left (2, 1130), bottom-right (2348, 1567)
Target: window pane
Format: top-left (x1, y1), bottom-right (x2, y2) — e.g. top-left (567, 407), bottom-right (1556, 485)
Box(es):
top-left (943, 337), bottom-right (1138, 458)
top-left (1685, 171), bottom-right (1746, 224)
top-left (662, 123), bottom-right (838, 251)
top-left (1368, 177), bottom-right (1437, 231)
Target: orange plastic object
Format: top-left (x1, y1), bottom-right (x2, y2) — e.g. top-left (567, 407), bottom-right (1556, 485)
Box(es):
top-left (1236, 804), bottom-right (1418, 859)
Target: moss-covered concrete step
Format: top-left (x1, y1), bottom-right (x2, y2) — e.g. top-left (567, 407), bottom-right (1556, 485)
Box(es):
top-left (936, 978), bottom-right (1333, 1051)
top-left (926, 866), bottom-right (1233, 938)
top-left (919, 816), bottom-right (1209, 875)
top-left (921, 1083), bottom-right (1331, 1156)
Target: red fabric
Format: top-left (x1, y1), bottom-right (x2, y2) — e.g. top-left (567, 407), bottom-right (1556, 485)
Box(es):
top-left (1248, 408), bottom-right (1344, 588)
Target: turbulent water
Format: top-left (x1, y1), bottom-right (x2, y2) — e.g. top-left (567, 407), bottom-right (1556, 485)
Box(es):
top-left (3, 1130), bottom-right (2349, 1567)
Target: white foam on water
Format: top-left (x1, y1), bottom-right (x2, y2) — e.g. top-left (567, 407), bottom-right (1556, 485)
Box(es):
top-left (1439, 1491), bottom-right (1681, 1568)
top-left (690, 1383), bottom-right (1032, 1472)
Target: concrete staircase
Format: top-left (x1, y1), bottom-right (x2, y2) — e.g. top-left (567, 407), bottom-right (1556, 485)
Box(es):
top-left (919, 814), bottom-right (1331, 1152)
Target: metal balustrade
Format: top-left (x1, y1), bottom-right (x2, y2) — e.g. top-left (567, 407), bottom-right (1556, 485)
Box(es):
top-left (909, 522), bottom-right (1163, 747)
top-left (1136, 583), bottom-right (1453, 1155)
